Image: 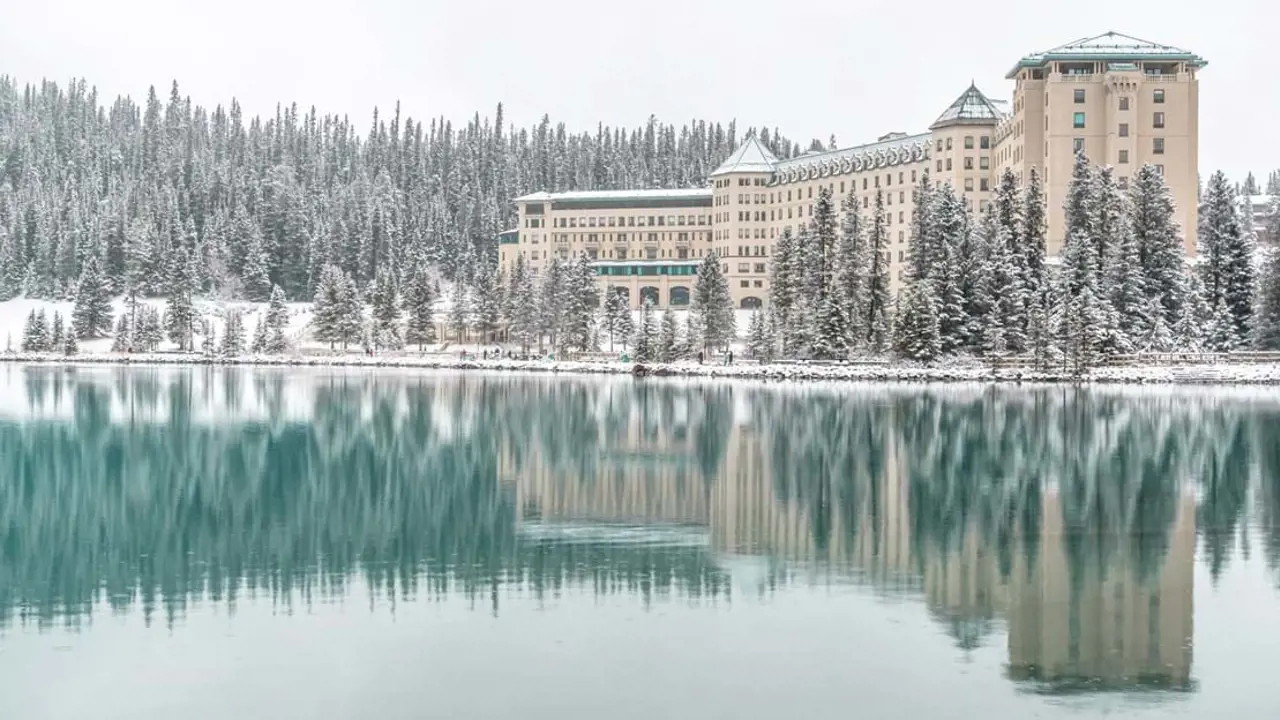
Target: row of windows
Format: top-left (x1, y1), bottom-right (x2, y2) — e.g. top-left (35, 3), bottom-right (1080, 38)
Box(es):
top-left (1071, 112), bottom-right (1165, 130)
top-left (542, 231), bottom-right (708, 245)
top-left (734, 263), bottom-right (770, 274)
top-left (552, 214), bottom-right (708, 229)
top-left (1070, 137), bottom-right (1165, 155)
top-left (1073, 88), bottom-right (1166, 105)
top-left (713, 177), bottom-right (768, 189)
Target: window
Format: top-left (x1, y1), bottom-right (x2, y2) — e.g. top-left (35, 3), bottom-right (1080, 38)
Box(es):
top-left (753, 280), bottom-right (763, 288)
top-left (737, 263), bottom-right (750, 273)
top-left (1153, 111), bottom-right (1165, 129)
top-left (754, 263), bottom-right (766, 273)
top-left (1073, 89), bottom-right (1085, 103)
top-left (964, 157), bottom-right (974, 170)
top-left (1153, 138), bottom-right (1165, 155)
top-left (1119, 149), bottom-right (1129, 164)
top-left (1154, 164), bottom-right (1164, 176)
top-left (980, 178), bottom-right (989, 192)
top-left (1073, 137), bottom-right (1085, 154)
top-left (1119, 97), bottom-right (1130, 111)
top-left (964, 178), bottom-right (974, 191)
top-left (1118, 177), bottom-right (1128, 189)
top-left (1072, 112), bottom-right (1086, 129)
top-left (946, 159), bottom-right (952, 170)
top-left (740, 280), bottom-right (750, 288)
top-left (1119, 123), bottom-right (1129, 137)
top-left (1154, 89), bottom-right (1165, 104)
top-left (936, 160), bottom-right (943, 172)
top-left (936, 139), bottom-right (943, 152)
top-left (964, 136), bottom-right (974, 149)
top-left (946, 137), bottom-right (953, 150)
top-left (980, 136), bottom-right (990, 150)
top-left (979, 157), bottom-right (989, 170)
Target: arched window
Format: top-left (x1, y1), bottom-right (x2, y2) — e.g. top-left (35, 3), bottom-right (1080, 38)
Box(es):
top-left (640, 286), bottom-right (660, 307)
top-left (669, 286), bottom-right (690, 306)
top-left (740, 296), bottom-right (763, 309)
top-left (610, 286), bottom-right (631, 302)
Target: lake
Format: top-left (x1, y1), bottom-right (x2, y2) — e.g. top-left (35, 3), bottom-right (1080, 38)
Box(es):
top-left (1, 366), bottom-right (1278, 719)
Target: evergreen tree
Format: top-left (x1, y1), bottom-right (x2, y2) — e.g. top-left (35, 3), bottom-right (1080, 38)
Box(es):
top-left (50, 312), bottom-right (64, 351)
top-left (21, 310), bottom-right (49, 352)
top-left (561, 256), bottom-right (600, 353)
top-left (893, 280), bottom-right (941, 363)
top-left (63, 330), bottom-right (77, 356)
top-left (110, 313), bottom-right (133, 352)
top-left (71, 254), bottom-right (115, 339)
top-left (370, 267), bottom-right (403, 350)
top-left (537, 259), bottom-right (567, 352)
top-left (1130, 164), bottom-right (1187, 329)
top-left (506, 255), bottom-right (538, 353)
top-left (1027, 292), bottom-right (1052, 369)
top-left (263, 284), bottom-right (289, 354)
top-left (980, 206), bottom-right (1027, 354)
top-left (691, 251), bottom-right (735, 354)
top-left (1206, 294), bottom-right (1238, 352)
top-left (865, 190), bottom-right (892, 353)
top-left (1140, 296), bottom-right (1176, 352)
top-left (221, 308), bottom-right (246, 357)
top-left (657, 310), bottom-right (680, 363)
top-left (137, 306), bottom-right (163, 352)
top-left (746, 310), bottom-right (773, 362)
top-left (311, 264), bottom-right (347, 349)
top-left (835, 193), bottom-right (867, 348)
top-left (166, 252), bottom-right (197, 351)
top-left (336, 273), bottom-right (363, 349)
top-left (449, 284), bottom-right (472, 345)
top-left (1254, 249), bottom-right (1280, 350)
top-left (769, 228), bottom-right (802, 356)
top-left (403, 265), bottom-right (437, 350)
top-left (602, 288), bottom-right (632, 352)
top-left (1021, 167), bottom-right (1048, 298)
top-left (907, 172), bottom-right (934, 283)
top-left (811, 293), bottom-right (850, 360)
top-left (1199, 171), bottom-right (1256, 347)
top-left (632, 300), bottom-right (657, 363)
top-left (251, 316), bottom-right (267, 354)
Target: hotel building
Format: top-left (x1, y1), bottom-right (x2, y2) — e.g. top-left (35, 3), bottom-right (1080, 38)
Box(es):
top-left (499, 32), bottom-right (1204, 309)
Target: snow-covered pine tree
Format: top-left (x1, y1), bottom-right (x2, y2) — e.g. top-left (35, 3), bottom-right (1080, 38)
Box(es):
top-left (506, 255), bottom-right (538, 353)
top-left (1022, 167), bottom-right (1048, 298)
top-left (1130, 164), bottom-right (1187, 330)
top-left (200, 318), bottom-right (216, 357)
top-left (1027, 291), bottom-right (1052, 369)
top-left (632, 299), bottom-right (657, 363)
top-left (682, 312), bottom-right (700, 360)
top-left (221, 308), bottom-right (246, 357)
top-left (561, 256), bottom-right (600, 353)
top-left (136, 306), bottom-right (163, 352)
top-left (473, 266), bottom-right (503, 347)
top-left (1253, 248), bottom-right (1280, 350)
top-left (602, 288), bottom-right (632, 352)
top-left (51, 312), bottom-right (64, 350)
top-left (811, 293), bottom-right (850, 360)
top-left (1199, 170), bottom-right (1256, 347)
top-left (907, 172), bottom-right (934, 283)
top-left (165, 250), bottom-right (196, 351)
top-left (1206, 293), bottom-right (1238, 352)
top-left (783, 225), bottom-right (815, 355)
top-left (110, 313), bottom-right (132, 352)
top-left (1063, 280), bottom-right (1107, 375)
top-left (836, 191), bottom-right (868, 348)
top-left (63, 330), bottom-right (77, 356)
top-left (691, 251), bottom-right (735, 355)
top-left (537, 259), bottom-right (567, 352)
top-left (21, 310), bottom-right (48, 352)
top-left (241, 224), bottom-right (272, 302)
top-left (746, 310), bottom-right (773, 362)
top-left (71, 254), bottom-right (115, 339)
top-left (1140, 295), bottom-right (1176, 352)
top-left (1243, 172), bottom-right (1260, 198)
top-left (657, 310), bottom-right (680, 363)
top-left (865, 190), bottom-right (892, 353)
top-left (311, 264), bottom-right (345, 349)
top-left (1104, 213), bottom-right (1147, 352)
top-left (263, 284), bottom-right (289, 354)
top-left (894, 279), bottom-right (941, 363)
top-left (403, 265), bottom-right (437, 350)
top-left (449, 283), bottom-right (471, 346)
top-left (370, 267), bottom-right (403, 350)
top-left (808, 185), bottom-right (838, 304)
top-left (336, 272), bottom-right (363, 349)
top-left (958, 205), bottom-right (993, 353)
top-left (768, 227), bottom-right (800, 356)
top-left (979, 205), bottom-right (1027, 354)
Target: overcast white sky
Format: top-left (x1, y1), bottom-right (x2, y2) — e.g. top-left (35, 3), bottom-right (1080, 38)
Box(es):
top-left (0, 0), bottom-right (1269, 181)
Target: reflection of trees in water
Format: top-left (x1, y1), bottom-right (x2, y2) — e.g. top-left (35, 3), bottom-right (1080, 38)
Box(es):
top-left (0, 370), bottom-right (729, 630)
top-left (1260, 413), bottom-right (1280, 587)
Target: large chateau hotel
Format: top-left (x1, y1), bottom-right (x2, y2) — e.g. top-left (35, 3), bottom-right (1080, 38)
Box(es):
top-left (498, 32), bottom-right (1205, 309)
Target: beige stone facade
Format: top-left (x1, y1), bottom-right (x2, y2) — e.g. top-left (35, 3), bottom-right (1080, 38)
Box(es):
top-left (502, 31), bottom-right (1203, 309)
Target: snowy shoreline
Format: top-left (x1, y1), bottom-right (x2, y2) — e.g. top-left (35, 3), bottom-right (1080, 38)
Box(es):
top-left (5, 352), bottom-right (1280, 386)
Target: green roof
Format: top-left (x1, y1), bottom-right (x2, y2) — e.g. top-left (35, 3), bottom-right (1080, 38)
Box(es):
top-left (1007, 31), bottom-right (1206, 78)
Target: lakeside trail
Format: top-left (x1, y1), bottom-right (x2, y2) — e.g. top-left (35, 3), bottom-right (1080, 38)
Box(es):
top-left (5, 352), bottom-right (1280, 386)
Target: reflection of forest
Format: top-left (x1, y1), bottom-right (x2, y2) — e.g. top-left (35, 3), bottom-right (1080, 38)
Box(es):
top-left (1, 369), bottom-right (1277, 695)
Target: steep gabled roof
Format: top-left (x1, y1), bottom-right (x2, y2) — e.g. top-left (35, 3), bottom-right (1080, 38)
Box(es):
top-left (710, 135), bottom-right (779, 177)
top-left (930, 83), bottom-right (1004, 130)
top-left (1008, 31), bottom-right (1206, 78)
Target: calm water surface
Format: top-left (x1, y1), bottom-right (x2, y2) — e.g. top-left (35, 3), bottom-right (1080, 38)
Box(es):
top-left (1, 367), bottom-right (1279, 719)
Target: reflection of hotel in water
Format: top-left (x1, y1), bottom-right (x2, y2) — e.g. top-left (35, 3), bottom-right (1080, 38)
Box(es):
top-left (497, 394), bottom-right (1196, 692)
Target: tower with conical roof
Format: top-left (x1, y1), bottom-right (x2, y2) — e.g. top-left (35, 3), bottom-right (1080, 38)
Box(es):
top-left (928, 83), bottom-right (1006, 210)
top-left (710, 135), bottom-right (779, 309)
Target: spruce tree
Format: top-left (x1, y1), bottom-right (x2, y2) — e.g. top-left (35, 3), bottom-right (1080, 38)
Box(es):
top-left (506, 255), bottom-right (538, 353)
top-left (602, 287), bottom-right (632, 352)
top-left (811, 293), bottom-right (850, 360)
top-left (907, 172), bottom-right (935, 283)
top-left (692, 251), bottom-right (735, 355)
top-left (894, 280), bottom-right (941, 363)
top-left (1199, 171), bottom-right (1256, 347)
top-left (746, 310), bottom-right (773, 362)
top-left (71, 254), bottom-right (115, 339)
top-left (110, 313), bottom-right (132, 352)
top-left (865, 190), bottom-right (892, 353)
top-left (1206, 294), bottom-right (1238, 352)
top-left (835, 193), bottom-right (867, 348)
top-left (632, 300), bottom-right (657, 362)
top-left (1022, 167), bottom-right (1048, 299)
top-left (137, 306), bottom-right (163, 352)
top-left (336, 273), bottom-right (363, 349)
top-left (561, 256), bottom-right (600, 353)
top-left (370, 268), bottom-right (403, 350)
top-left (221, 308), bottom-right (246, 357)
top-left (263, 284), bottom-right (289, 354)
top-left (403, 265), bottom-right (437, 350)
top-left (63, 330), bottom-right (77, 356)
top-left (537, 259), bottom-right (567, 352)
top-left (449, 284), bottom-right (471, 346)
top-left (21, 310), bottom-right (48, 352)
top-left (1254, 250), bottom-right (1280, 350)
top-left (657, 310), bottom-right (680, 363)
top-left (1131, 164), bottom-right (1187, 329)
top-left (166, 251), bottom-right (197, 351)
top-left (768, 227), bottom-right (800, 356)
top-left (51, 312), bottom-right (65, 350)
top-left (311, 264), bottom-right (346, 349)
